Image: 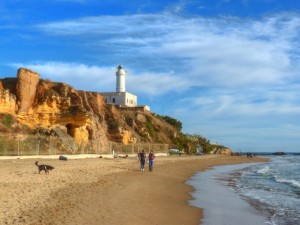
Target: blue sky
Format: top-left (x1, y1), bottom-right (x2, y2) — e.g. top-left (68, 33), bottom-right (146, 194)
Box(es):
top-left (1, 0), bottom-right (300, 152)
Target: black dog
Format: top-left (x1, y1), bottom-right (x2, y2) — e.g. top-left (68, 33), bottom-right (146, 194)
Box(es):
top-left (35, 161), bottom-right (54, 174)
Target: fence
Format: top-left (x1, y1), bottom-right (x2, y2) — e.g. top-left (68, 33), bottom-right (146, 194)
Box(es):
top-left (0, 134), bottom-right (169, 156)
top-left (109, 142), bottom-right (169, 155)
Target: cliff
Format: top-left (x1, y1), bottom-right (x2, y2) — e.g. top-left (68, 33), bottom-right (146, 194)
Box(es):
top-left (0, 68), bottom-right (228, 154)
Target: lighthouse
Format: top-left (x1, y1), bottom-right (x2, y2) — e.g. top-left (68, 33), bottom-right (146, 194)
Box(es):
top-left (116, 65), bottom-right (126, 92)
top-left (100, 64), bottom-right (149, 111)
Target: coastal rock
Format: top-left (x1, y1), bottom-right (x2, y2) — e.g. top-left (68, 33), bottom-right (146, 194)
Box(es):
top-left (0, 67), bottom-right (220, 154)
top-left (213, 148), bottom-right (233, 155)
top-left (16, 68), bottom-right (40, 113)
top-left (136, 113), bottom-right (146, 123)
top-left (0, 89), bottom-right (16, 114)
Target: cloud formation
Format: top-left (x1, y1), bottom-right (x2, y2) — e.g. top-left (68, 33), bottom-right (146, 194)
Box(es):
top-left (12, 62), bottom-right (115, 92)
top-left (10, 9), bottom-right (300, 151)
top-left (12, 61), bottom-right (190, 96)
top-left (36, 13), bottom-right (300, 88)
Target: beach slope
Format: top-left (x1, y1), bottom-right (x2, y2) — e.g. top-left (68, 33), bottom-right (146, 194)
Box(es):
top-left (0, 155), bottom-right (268, 225)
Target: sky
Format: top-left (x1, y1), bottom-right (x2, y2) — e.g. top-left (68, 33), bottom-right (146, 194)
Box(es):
top-left (1, 0), bottom-right (300, 152)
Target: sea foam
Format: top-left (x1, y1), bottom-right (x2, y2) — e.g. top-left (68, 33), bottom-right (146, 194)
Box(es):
top-left (257, 166), bottom-right (270, 175)
top-left (274, 176), bottom-right (300, 188)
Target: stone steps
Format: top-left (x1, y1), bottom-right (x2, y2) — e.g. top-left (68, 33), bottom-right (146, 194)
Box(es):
top-left (52, 128), bottom-right (78, 153)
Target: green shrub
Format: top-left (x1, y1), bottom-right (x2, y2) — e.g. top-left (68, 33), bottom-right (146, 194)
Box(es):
top-left (107, 119), bottom-right (119, 131)
top-left (145, 115), bottom-right (152, 123)
top-left (2, 114), bottom-right (13, 128)
top-left (155, 114), bottom-right (182, 131)
top-left (44, 89), bottom-right (59, 99)
top-left (134, 127), bottom-right (148, 139)
top-left (125, 116), bottom-right (134, 127)
top-left (146, 122), bottom-right (155, 137)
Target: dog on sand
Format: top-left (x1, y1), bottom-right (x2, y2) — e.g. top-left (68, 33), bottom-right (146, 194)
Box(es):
top-left (35, 161), bottom-right (54, 174)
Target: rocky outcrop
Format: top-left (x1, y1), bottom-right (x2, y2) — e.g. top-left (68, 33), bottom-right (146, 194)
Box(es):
top-left (220, 148), bottom-right (233, 155)
top-left (212, 147), bottom-right (233, 155)
top-left (0, 68), bottom-right (109, 148)
top-left (52, 127), bottom-right (78, 153)
top-left (16, 68), bottom-right (40, 113)
top-left (119, 127), bottom-right (137, 144)
top-left (0, 89), bottom-right (16, 114)
top-left (0, 67), bottom-right (216, 153)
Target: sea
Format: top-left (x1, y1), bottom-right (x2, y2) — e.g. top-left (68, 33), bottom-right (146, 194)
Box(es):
top-left (187, 154), bottom-right (300, 225)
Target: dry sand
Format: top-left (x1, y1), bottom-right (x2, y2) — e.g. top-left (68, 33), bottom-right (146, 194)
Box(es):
top-left (0, 155), bottom-right (268, 225)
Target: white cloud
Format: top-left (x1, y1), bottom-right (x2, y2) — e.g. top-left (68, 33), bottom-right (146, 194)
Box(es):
top-left (11, 62), bottom-right (189, 95)
top-left (36, 14), bottom-right (175, 37)
top-left (19, 13), bottom-right (300, 109)
top-left (12, 62), bottom-right (116, 92)
top-left (36, 13), bottom-right (300, 89)
top-left (18, 12), bottom-right (300, 151)
top-left (128, 71), bottom-right (189, 95)
top-left (183, 85), bottom-right (300, 118)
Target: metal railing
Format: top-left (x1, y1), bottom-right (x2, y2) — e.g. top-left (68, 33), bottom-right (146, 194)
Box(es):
top-left (0, 134), bottom-right (169, 156)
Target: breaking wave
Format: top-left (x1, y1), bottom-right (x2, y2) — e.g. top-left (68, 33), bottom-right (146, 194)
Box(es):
top-left (274, 176), bottom-right (300, 188)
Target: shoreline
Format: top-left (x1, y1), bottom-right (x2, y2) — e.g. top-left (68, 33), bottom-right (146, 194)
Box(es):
top-left (188, 163), bottom-right (270, 225)
top-left (0, 155), bottom-right (268, 225)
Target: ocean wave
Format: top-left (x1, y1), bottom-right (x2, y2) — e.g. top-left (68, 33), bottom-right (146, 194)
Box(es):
top-left (274, 176), bottom-right (300, 188)
top-left (257, 166), bottom-right (270, 175)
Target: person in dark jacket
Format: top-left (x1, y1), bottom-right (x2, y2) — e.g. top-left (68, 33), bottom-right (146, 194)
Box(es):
top-left (148, 150), bottom-right (155, 172)
top-left (138, 150), bottom-right (146, 171)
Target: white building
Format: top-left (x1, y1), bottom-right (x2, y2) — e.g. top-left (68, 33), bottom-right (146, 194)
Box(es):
top-left (102, 91), bottom-right (137, 107)
top-left (101, 65), bottom-right (144, 108)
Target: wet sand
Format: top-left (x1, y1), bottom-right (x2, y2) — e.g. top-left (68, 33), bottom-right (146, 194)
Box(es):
top-left (0, 155), bottom-right (268, 225)
top-left (188, 163), bottom-right (270, 225)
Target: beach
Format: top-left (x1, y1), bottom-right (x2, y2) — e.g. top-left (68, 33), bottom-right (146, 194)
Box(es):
top-left (0, 155), bottom-right (268, 225)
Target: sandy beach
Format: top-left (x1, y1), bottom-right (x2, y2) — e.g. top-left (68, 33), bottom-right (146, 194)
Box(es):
top-left (0, 155), bottom-right (268, 225)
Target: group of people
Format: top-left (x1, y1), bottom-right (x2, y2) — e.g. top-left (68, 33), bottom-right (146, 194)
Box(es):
top-left (137, 150), bottom-right (155, 172)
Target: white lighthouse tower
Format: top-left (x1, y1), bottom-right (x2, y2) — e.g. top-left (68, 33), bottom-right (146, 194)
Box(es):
top-left (116, 64), bottom-right (126, 92)
top-left (100, 64), bottom-right (149, 111)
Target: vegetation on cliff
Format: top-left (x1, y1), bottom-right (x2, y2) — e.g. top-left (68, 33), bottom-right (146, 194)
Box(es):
top-left (0, 68), bottom-right (229, 154)
top-left (115, 110), bottom-right (224, 154)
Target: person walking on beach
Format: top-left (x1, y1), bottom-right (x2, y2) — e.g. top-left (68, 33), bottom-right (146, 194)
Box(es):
top-left (138, 150), bottom-right (146, 171)
top-left (148, 150), bottom-right (155, 172)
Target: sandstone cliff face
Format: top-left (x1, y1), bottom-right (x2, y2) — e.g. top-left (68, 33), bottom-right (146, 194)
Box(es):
top-left (0, 67), bottom-right (192, 152)
top-left (0, 68), bottom-right (109, 148)
top-left (212, 147), bottom-right (233, 155)
top-left (0, 89), bottom-right (16, 114)
top-left (77, 91), bottom-right (108, 146)
top-left (16, 68), bottom-right (40, 113)
top-left (219, 148), bottom-right (233, 155)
